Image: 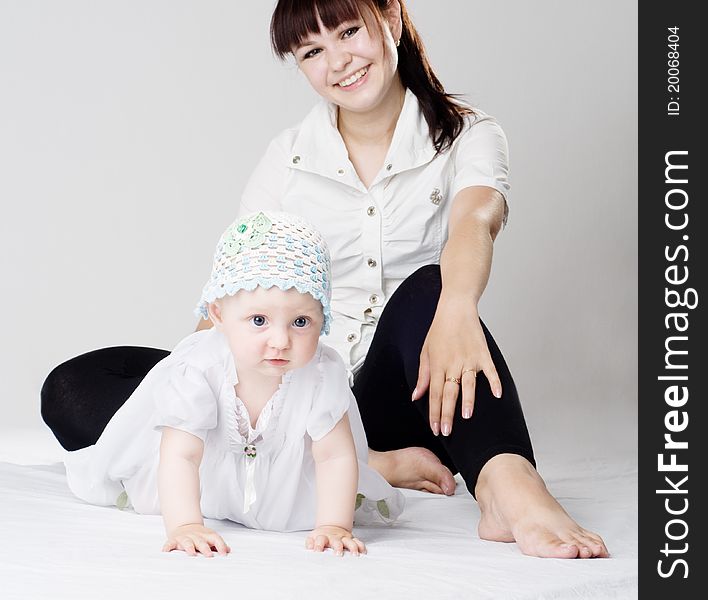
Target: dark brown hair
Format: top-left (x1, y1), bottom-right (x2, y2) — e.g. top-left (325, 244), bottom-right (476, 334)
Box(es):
top-left (270, 0), bottom-right (472, 154)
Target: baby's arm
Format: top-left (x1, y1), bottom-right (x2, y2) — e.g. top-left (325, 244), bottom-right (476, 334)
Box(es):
top-left (158, 426), bottom-right (230, 557)
top-left (309, 414), bottom-right (366, 556)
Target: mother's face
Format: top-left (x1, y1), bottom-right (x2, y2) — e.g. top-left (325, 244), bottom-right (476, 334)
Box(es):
top-left (292, 9), bottom-right (401, 115)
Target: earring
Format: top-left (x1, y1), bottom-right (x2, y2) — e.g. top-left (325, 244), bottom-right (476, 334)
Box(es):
top-left (395, 39), bottom-right (400, 47)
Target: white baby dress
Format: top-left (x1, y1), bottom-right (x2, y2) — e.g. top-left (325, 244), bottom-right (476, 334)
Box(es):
top-left (64, 328), bottom-right (404, 531)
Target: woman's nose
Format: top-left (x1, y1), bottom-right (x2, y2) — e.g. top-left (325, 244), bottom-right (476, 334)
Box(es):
top-left (329, 48), bottom-right (352, 73)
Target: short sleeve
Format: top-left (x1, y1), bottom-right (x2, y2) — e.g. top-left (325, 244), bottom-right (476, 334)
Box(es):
top-left (152, 362), bottom-right (218, 441)
top-left (450, 115), bottom-right (510, 204)
top-left (306, 346), bottom-right (353, 442)
top-left (239, 133), bottom-right (290, 216)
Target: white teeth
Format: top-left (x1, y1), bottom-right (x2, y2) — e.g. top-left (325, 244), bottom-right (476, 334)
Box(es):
top-left (338, 67), bottom-right (368, 87)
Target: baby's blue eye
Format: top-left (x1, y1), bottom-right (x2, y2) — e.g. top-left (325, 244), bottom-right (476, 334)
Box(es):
top-left (251, 315), bottom-right (266, 327)
top-left (293, 317), bottom-right (309, 328)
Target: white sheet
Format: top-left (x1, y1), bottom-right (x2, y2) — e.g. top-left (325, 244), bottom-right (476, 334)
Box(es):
top-left (0, 430), bottom-right (637, 600)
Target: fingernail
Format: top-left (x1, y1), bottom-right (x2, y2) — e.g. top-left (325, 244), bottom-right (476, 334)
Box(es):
top-left (432, 422), bottom-right (440, 436)
top-left (462, 408), bottom-right (471, 419)
top-left (411, 387), bottom-right (418, 400)
top-left (494, 387), bottom-right (502, 398)
top-left (441, 423), bottom-right (450, 436)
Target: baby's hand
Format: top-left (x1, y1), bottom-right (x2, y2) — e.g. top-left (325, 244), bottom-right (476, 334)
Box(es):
top-left (305, 525), bottom-right (366, 557)
top-left (162, 523), bottom-right (231, 558)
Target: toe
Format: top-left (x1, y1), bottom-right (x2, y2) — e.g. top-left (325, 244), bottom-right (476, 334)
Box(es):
top-left (573, 531), bottom-right (610, 558)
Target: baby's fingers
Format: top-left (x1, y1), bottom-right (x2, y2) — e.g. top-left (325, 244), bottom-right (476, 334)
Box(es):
top-left (342, 536), bottom-right (366, 556)
top-left (206, 533), bottom-right (231, 555)
top-left (193, 537), bottom-right (215, 558)
top-left (162, 539), bottom-right (178, 553)
top-left (330, 538), bottom-right (345, 557)
top-left (313, 534), bottom-right (328, 552)
top-left (178, 537), bottom-right (198, 557)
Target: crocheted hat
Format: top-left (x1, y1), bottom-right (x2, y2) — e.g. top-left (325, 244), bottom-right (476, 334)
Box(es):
top-left (195, 211), bottom-right (332, 335)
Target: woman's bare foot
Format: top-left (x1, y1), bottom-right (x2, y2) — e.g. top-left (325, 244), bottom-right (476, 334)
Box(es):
top-left (368, 447), bottom-right (456, 495)
top-left (475, 454), bottom-right (609, 558)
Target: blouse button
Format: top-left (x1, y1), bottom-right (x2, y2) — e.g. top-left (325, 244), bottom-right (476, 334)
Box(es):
top-left (346, 332), bottom-right (357, 343)
top-left (336, 168), bottom-right (346, 176)
top-left (369, 294), bottom-right (379, 305)
top-left (386, 163), bottom-right (392, 171)
top-left (367, 258), bottom-right (377, 268)
top-left (292, 155), bottom-right (301, 164)
top-left (366, 206), bottom-right (376, 216)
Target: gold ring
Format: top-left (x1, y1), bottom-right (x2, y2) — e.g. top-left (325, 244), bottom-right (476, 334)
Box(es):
top-left (445, 376), bottom-right (461, 385)
top-left (461, 369), bottom-right (477, 378)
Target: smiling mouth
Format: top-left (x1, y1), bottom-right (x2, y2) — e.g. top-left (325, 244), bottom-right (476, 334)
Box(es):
top-left (336, 66), bottom-right (369, 87)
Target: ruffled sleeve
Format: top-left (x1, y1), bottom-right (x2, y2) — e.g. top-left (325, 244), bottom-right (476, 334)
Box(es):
top-left (306, 346), bottom-right (353, 442)
top-left (152, 362), bottom-right (218, 441)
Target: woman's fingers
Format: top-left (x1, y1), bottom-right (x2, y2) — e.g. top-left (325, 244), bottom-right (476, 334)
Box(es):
top-left (460, 369), bottom-right (478, 419)
top-left (428, 367), bottom-right (445, 436)
top-left (413, 348), bottom-right (431, 401)
top-left (485, 361), bottom-right (503, 399)
top-left (440, 378), bottom-right (460, 436)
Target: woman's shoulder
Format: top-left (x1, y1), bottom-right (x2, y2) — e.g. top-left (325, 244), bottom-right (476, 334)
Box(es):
top-left (460, 108), bottom-right (506, 138)
top-left (450, 107), bottom-right (509, 158)
top-left (265, 100), bottom-right (334, 158)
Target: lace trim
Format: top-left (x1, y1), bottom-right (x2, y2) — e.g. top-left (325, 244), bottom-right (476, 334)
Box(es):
top-left (195, 278), bottom-right (332, 336)
top-left (225, 370), bottom-right (293, 453)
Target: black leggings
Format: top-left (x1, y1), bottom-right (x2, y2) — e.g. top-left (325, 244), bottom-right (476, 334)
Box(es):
top-left (41, 265), bottom-right (535, 497)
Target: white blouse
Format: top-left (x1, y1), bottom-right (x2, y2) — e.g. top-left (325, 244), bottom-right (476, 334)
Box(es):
top-left (240, 89), bottom-right (510, 375)
top-left (64, 329), bottom-right (404, 532)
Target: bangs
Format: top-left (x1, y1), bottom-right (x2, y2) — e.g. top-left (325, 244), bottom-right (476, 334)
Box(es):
top-left (271, 0), bottom-right (379, 58)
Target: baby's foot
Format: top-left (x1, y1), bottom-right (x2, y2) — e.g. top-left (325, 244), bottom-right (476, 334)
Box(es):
top-left (476, 454), bottom-right (609, 558)
top-left (369, 447), bottom-right (456, 495)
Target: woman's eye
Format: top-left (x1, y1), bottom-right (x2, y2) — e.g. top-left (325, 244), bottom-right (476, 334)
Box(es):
top-left (303, 48), bottom-right (321, 59)
top-left (251, 315), bottom-right (266, 327)
top-left (343, 26), bottom-right (360, 38)
top-left (293, 317), bottom-right (310, 328)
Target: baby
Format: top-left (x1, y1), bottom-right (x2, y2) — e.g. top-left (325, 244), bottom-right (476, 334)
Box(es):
top-left (64, 211), bottom-right (404, 557)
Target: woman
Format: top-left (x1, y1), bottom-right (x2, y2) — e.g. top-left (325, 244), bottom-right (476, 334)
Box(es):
top-left (42, 0), bottom-right (607, 558)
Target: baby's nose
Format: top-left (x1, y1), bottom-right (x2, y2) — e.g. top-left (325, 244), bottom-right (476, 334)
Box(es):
top-left (268, 327), bottom-right (290, 349)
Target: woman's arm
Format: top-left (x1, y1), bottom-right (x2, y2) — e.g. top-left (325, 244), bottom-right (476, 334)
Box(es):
top-left (308, 414), bottom-right (366, 556)
top-left (158, 426), bottom-right (230, 556)
top-left (412, 185), bottom-right (506, 437)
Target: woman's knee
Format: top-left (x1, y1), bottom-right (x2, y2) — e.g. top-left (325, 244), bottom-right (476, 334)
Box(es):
top-left (387, 264), bottom-right (442, 314)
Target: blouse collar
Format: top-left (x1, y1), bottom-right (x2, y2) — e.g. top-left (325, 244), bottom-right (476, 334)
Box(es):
top-left (288, 88), bottom-right (438, 190)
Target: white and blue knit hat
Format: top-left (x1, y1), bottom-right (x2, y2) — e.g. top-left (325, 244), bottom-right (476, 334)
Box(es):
top-left (195, 211), bottom-right (332, 335)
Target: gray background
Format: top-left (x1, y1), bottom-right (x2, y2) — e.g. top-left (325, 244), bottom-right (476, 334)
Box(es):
top-left (0, 1), bottom-right (637, 460)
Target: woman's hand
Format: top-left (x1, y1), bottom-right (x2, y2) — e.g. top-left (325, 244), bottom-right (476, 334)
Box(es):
top-left (412, 295), bottom-right (502, 437)
top-left (306, 525), bottom-right (366, 556)
top-left (162, 523), bottom-right (231, 557)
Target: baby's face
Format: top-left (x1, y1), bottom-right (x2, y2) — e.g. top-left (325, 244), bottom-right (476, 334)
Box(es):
top-left (210, 286), bottom-right (324, 380)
